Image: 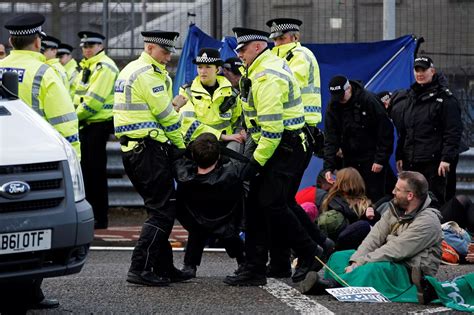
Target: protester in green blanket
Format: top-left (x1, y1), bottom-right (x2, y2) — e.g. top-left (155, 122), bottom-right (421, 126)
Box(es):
top-left (303, 171), bottom-right (443, 305)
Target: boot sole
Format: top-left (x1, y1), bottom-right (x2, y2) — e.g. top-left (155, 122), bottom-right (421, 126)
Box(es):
top-left (126, 275), bottom-right (170, 287)
top-left (298, 271), bottom-right (319, 294)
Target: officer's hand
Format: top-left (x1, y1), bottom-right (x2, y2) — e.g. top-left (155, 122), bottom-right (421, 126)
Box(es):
top-left (396, 160), bottom-right (403, 173)
top-left (438, 161), bottom-right (450, 177)
top-left (240, 157), bottom-right (261, 181)
top-left (325, 171), bottom-right (336, 184)
top-left (170, 147), bottom-right (186, 161)
top-left (371, 163), bottom-right (383, 173)
top-left (221, 133), bottom-right (245, 143)
top-left (172, 95), bottom-right (188, 112)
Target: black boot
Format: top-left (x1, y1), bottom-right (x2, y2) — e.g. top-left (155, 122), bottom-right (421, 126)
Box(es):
top-left (321, 238), bottom-right (335, 261)
top-left (181, 264), bottom-right (197, 279)
top-left (224, 266), bottom-right (267, 286)
top-left (157, 265), bottom-right (194, 282)
top-left (299, 273), bottom-right (341, 295)
top-left (292, 245), bottom-right (324, 283)
top-left (127, 270), bottom-right (170, 286)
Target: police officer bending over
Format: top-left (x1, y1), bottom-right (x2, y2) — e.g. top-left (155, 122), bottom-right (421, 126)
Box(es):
top-left (114, 30), bottom-right (190, 286)
top-left (224, 27), bottom-right (324, 293)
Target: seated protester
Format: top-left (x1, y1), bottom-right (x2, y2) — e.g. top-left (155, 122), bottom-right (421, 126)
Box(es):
top-left (305, 171), bottom-right (443, 305)
top-left (174, 133), bottom-right (246, 278)
top-left (179, 48), bottom-right (244, 146)
top-left (317, 167), bottom-right (380, 250)
top-left (440, 195), bottom-right (474, 233)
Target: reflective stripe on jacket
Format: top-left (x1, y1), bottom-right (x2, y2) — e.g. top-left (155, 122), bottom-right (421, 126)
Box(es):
top-left (0, 50), bottom-right (80, 158)
top-left (242, 49), bottom-right (305, 166)
top-left (74, 50), bottom-right (118, 123)
top-left (64, 58), bottom-right (79, 99)
top-left (113, 51), bottom-right (184, 152)
top-left (179, 75), bottom-right (241, 143)
top-left (272, 42), bottom-right (322, 126)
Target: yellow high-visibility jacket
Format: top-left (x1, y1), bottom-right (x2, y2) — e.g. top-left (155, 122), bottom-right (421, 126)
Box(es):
top-left (113, 51), bottom-right (184, 152)
top-left (272, 42), bottom-right (322, 126)
top-left (0, 50), bottom-right (80, 157)
top-left (179, 75), bottom-right (241, 143)
top-left (64, 58), bottom-right (79, 99)
top-left (74, 51), bottom-right (118, 124)
top-left (242, 49), bottom-right (305, 166)
top-left (46, 58), bottom-right (70, 91)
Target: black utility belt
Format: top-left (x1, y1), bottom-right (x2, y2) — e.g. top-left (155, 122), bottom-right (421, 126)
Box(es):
top-left (119, 135), bottom-right (167, 147)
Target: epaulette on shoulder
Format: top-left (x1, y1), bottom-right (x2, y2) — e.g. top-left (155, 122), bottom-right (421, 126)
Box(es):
top-left (181, 82), bottom-right (192, 89)
top-left (443, 88), bottom-right (453, 96)
top-left (96, 62), bottom-right (103, 70)
top-left (151, 64), bottom-right (162, 73)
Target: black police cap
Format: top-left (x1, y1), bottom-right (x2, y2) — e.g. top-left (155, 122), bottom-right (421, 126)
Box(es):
top-left (4, 13), bottom-right (45, 36)
top-left (329, 75), bottom-right (350, 102)
top-left (141, 30), bottom-right (179, 53)
top-left (78, 31), bottom-right (105, 46)
top-left (266, 18), bottom-right (302, 39)
top-left (223, 57), bottom-right (244, 75)
top-left (192, 48), bottom-right (223, 66)
top-left (57, 43), bottom-right (74, 56)
top-left (414, 56), bottom-right (434, 70)
top-left (232, 27), bottom-right (270, 51)
top-left (41, 34), bottom-right (61, 49)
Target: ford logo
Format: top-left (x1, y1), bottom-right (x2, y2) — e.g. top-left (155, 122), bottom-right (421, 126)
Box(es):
top-left (0, 181), bottom-right (30, 199)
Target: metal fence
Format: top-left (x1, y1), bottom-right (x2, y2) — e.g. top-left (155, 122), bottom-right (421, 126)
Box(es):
top-left (0, 0), bottom-right (473, 145)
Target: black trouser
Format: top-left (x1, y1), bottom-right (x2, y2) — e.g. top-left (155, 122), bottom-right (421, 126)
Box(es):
top-left (269, 127), bottom-right (326, 271)
top-left (345, 159), bottom-right (387, 204)
top-left (178, 207), bottom-right (245, 267)
top-left (245, 131), bottom-right (318, 273)
top-left (80, 120), bottom-right (113, 227)
top-left (0, 278), bottom-right (44, 313)
top-left (404, 160), bottom-right (447, 205)
top-left (122, 140), bottom-right (176, 273)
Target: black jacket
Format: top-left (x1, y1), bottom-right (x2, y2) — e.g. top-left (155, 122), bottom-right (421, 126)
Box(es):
top-left (174, 158), bottom-right (245, 230)
top-left (391, 74), bottom-right (462, 163)
top-left (323, 80), bottom-right (394, 171)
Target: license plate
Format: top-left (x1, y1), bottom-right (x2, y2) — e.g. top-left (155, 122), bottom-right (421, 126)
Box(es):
top-left (0, 229), bottom-right (52, 255)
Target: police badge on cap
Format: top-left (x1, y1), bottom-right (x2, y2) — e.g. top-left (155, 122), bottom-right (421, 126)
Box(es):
top-left (192, 48), bottom-right (223, 66)
top-left (266, 18), bottom-right (302, 39)
top-left (141, 30), bottom-right (179, 53)
top-left (414, 56), bottom-right (434, 69)
top-left (232, 27), bottom-right (270, 51)
top-left (78, 31), bottom-right (105, 46)
top-left (4, 13), bottom-right (45, 36)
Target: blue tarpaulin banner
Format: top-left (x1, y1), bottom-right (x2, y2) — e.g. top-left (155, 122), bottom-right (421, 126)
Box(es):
top-left (174, 24), bottom-right (418, 189)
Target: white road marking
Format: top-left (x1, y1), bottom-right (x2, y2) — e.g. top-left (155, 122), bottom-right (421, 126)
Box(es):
top-left (90, 246), bottom-right (227, 252)
top-left (262, 278), bottom-right (334, 314)
top-left (408, 306), bottom-right (453, 314)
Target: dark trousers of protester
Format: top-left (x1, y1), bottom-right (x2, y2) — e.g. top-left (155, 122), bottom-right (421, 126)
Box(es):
top-left (80, 120), bottom-right (113, 228)
top-left (122, 140), bottom-right (176, 274)
top-left (403, 160), bottom-right (447, 206)
top-left (269, 128), bottom-right (327, 272)
top-left (0, 278), bottom-right (44, 313)
top-left (335, 221), bottom-right (372, 250)
top-left (178, 208), bottom-right (245, 267)
top-left (245, 131), bottom-right (318, 273)
top-left (346, 160), bottom-right (387, 204)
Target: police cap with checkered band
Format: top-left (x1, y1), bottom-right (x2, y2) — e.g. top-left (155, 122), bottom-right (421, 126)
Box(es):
top-left (141, 30), bottom-right (179, 53)
top-left (266, 18), bottom-right (302, 39)
top-left (78, 31), bottom-right (105, 47)
top-left (57, 43), bottom-right (74, 56)
top-left (192, 48), bottom-right (223, 66)
top-left (41, 34), bottom-right (61, 49)
top-left (232, 27), bottom-right (270, 51)
top-left (4, 13), bottom-right (45, 37)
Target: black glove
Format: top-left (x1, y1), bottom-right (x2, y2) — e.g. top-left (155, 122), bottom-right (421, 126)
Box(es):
top-left (240, 157), bottom-right (261, 181)
top-left (170, 146), bottom-right (186, 161)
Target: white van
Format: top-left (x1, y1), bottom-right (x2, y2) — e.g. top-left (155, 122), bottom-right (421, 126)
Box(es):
top-left (0, 72), bottom-right (94, 281)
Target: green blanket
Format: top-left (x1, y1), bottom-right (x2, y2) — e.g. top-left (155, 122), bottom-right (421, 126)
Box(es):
top-left (324, 250), bottom-right (474, 312)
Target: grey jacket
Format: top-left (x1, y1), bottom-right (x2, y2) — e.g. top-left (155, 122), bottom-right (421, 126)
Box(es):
top-left (350, 196), bottom-right (442, 276)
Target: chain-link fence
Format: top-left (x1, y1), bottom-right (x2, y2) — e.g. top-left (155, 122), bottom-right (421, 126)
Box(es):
top-left (0, 0), bottom-right (473, 144)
